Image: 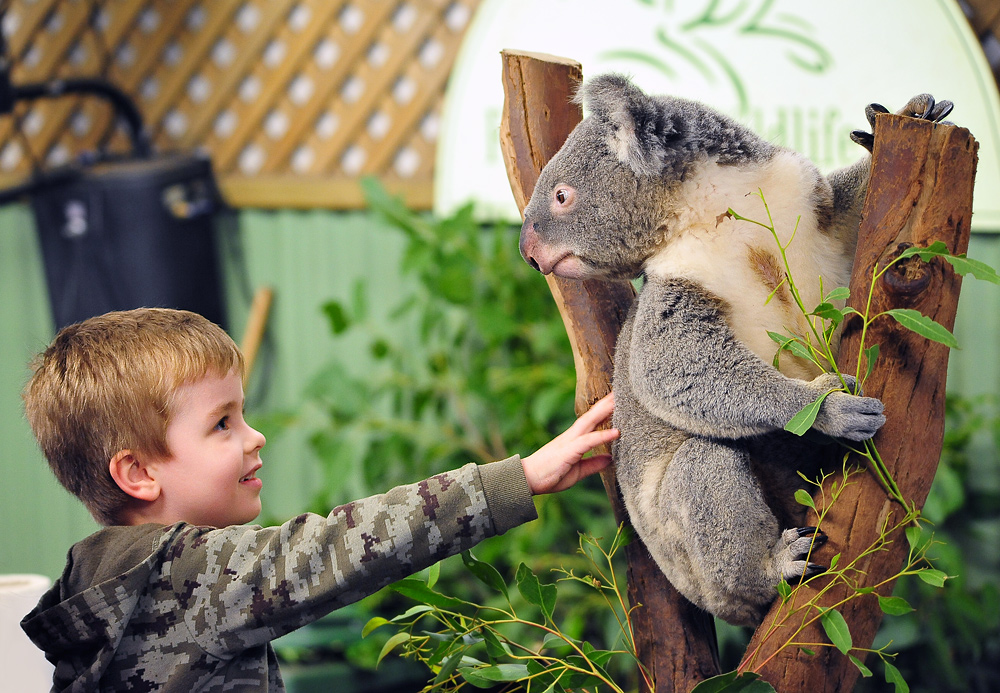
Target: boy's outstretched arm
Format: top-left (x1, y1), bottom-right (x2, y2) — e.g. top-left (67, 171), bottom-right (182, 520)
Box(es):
top-left (522, 392), bottom-right (619, 494)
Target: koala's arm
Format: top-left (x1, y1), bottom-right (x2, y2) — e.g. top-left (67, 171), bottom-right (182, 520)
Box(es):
top-left (626, 279), bottom-right (884, 440)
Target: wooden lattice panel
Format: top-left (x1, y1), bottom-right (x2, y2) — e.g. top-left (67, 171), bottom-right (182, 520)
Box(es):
top-left (0, 0), bottom-right (481, 208)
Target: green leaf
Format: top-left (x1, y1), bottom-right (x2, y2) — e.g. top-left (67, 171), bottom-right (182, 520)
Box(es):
top-left (916, 568), bottom-right (949, 587)
top-left (800, 647), bottom-right (816, 656)
top-left (885, 309), bottom-right (959, 348)
top-left (462, 551), bottom-right (509, 600)
top-left (690, 670), bottom-right (777, 692)
top-left (896, 240), bottom-right (949, 261)
top-left (811, 302), bottom-right (845, 325)
top-left (459, 664), bottom-right (531, 686)
top-left (884, 660), bottom-right (910, 693)
top-left (897, 241), bottom-right (1000, 284)
top-left (321, 300), bottom-right (351, 334)
top-left (829, 553), bottom-right (840, 571)
top-left (362, 616), bottom-right (390, 638)
top-left (515, 563), bottom-right (557, 621)
top-left (849, 654), bottom-right (873, 677)
top-left (905, 525), bottom-right (923, 551)
top-left (390, 577), bottom-right (468, 610)
top-left (767, 331), bottom-right (815, 364)
top-left (434, 649), bottom-right (466, 685)
top-left (776, 580), bottom-right (792, 601)
top-left (820, 608), bottom-right (853, 654)
top-left (878, 595), bottom-right (915, 616)
top-left (377, 632), bottom-right (411, 667)
top-left (481, 628), bottom-right (512, 661)
top-left (794, 488), bottom-right (816, 509)
top-left (390, 604), bottom-right (434, 622)
top-left (944, 254), bottom-right (1000, 283)
top-left (825, 287), bottom-right (851, 302)
top-left (426, 561), bottom-right (440, 589)
top-left (785, 389), bottom-right (834, 436)
top-left (863, 344), bottom-right (880, 382)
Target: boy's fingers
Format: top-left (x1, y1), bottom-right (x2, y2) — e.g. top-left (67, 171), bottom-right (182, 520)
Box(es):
top-left (571, 455), bottom-right (612, 482)
top-left (572, 392), bottom-right (615, 432)
top-left (571, 428), bottom-right (619, 455)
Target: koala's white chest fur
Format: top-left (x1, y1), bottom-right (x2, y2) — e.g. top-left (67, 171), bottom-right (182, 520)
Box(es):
top-left (643, 151), bottom-right (851, 379)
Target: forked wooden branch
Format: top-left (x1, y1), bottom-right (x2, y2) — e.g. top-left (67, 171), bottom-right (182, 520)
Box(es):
top-left (499, 49), bottom-right (719, 693)
top-left (746, 115), bottom-right (978, 691)
top-left (499, 49), bottom-right (978, 693)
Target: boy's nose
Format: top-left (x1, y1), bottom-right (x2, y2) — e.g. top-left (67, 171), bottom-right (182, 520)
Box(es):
top-left (247, 426), bottom-right (266, 453)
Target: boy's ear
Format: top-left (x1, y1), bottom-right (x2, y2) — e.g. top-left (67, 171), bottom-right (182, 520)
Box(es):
top-left (109, 450), bottom-right (160, 502)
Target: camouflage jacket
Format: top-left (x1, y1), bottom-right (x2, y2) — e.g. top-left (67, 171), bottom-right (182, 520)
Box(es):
top-left (21, 458), bottom-right (536, 692)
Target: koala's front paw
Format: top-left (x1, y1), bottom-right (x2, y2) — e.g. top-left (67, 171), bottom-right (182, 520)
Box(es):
top-left (850, 94), bottom-right (954, 152)
top-left (812, 386), bottom-right (885, 441)
top-left (779, 527), bottom-right (828, 583)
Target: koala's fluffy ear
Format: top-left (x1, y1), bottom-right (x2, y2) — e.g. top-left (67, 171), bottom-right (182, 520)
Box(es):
top-left (575, 74), bottom-right (679, 178)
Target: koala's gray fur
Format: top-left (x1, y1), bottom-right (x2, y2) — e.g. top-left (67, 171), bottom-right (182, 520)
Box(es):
top-left (519, 74), bottom-right (952, 626)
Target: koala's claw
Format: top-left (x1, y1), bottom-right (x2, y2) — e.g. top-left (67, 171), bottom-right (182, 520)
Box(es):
top-left (851, 95), bottom-right (953, 153)
top-left (788, 527), bottom-right (827, 559)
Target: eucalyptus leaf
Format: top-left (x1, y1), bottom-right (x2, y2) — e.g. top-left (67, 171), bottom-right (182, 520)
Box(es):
top-left (390, 578), bottom-right (468, 610)
top-left (820, 608), bottom-right (853, 654)
top-left (361, 616), bottom-right (390, 638)
top-left (785, 389), bottom-right (834, 436)
top-left (689, 670), bottom-right (777, 692)
top-left (426, 561), bottom-right (440, 589)
top-left (863, 344), bottom-right (880, 382)
top-left (377, 632), bottom-right (412, 667)
top-left (825, 286), bottom-right (851, 302)
top-left (434, 649), bottom-right (466, 685)
top-left (811, 302), bottom-right (845, 325)
top-left (916, 568), bottom-right (949, 587)
top-left (849, 654), bottom-right (873, 677)
top-left (944, 254), bottom-right (1000, 284)
top-left (884, 660), bottom-right (910, 693)
top-left (794, 488), bottom-right (816, 509)
top-left (462, 551), bottom-right (509, 599)
top-left (885, 309), bottom-right (959, 349)
top-left (878, 595), bottom-right (915, 616)
top-left (515, 563), bottom-right (558, 621)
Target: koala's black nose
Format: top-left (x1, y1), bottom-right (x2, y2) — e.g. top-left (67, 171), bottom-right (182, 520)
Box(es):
top-left (526, 257), bottom-right (540, 271)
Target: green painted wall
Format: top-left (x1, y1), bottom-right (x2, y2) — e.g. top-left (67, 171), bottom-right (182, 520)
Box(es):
top-left (1, 203), bottom-right (998, 580)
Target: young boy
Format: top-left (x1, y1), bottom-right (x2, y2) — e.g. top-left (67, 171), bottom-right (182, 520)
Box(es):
top-left (19, 307), bottom-right (618, 691)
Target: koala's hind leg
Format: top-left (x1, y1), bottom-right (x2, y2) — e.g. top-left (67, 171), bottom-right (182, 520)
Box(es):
top-left (658, 436), bottom-right (823, 626)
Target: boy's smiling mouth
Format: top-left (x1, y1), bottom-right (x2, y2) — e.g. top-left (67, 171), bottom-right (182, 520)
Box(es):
top-left (240, 466), bottom-right (262, 484)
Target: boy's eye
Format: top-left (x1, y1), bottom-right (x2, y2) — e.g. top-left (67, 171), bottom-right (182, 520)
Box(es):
top-left (215, 416), bottom-right (230, 431)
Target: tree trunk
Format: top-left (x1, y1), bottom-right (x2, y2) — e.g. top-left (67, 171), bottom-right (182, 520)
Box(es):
top-left (498, 49), bottom-right (720, 692)
top-left (744, 114), bottom-right (978, 691)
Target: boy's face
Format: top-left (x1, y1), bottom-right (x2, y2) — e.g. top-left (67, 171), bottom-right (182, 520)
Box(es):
top-left (148, 368), bottom-right (266, 527)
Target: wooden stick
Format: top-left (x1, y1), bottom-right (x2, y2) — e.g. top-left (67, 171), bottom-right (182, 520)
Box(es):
top-left (240, 285), bottom-right (273, 380)
top-left (499, 48), bottom-right (720, 693)
top-left (746, 115), bottom-right (978, 691)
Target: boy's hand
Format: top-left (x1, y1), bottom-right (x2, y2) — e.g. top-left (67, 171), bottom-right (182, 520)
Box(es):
top-left (522, 393), bottom-right (619, 495)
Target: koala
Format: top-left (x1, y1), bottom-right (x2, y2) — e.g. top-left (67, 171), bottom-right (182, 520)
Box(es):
top-left (518, 74), bottom-right (953, 626)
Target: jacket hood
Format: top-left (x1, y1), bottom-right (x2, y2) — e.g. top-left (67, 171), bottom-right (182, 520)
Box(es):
top-left (20, 524), bottom-right (174, 686)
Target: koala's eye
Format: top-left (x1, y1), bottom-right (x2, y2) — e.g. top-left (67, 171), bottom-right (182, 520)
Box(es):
top-left (553, 187), bottom-right (575, 207)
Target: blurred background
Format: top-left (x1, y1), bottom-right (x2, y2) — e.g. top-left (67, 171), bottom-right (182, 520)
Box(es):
top-left (0, 1), bottom-right (997, 691)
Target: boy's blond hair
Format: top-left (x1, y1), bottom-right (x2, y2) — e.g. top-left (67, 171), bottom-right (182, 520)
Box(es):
top-left (24, 308), bottom-right (244, 525)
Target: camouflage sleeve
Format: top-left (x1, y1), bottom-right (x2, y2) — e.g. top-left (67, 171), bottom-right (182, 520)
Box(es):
top-left (166, 456), bottom-right (536, 657)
